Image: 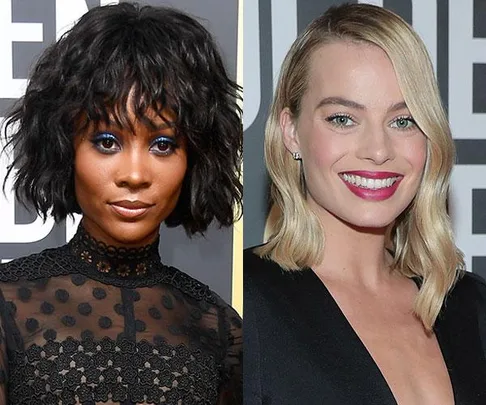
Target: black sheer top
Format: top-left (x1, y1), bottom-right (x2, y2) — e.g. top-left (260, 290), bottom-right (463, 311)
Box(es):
top-left (0, 226), bottom-right (242, 404)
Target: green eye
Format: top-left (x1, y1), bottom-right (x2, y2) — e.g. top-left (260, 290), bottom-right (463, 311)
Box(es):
top-left (392, 117), bottom-right (415, 129)
top-left (326, 114), bottom-right (354, 127)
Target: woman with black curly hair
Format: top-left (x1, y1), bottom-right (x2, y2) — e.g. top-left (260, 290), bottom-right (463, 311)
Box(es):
top-left (0, 3), bottom-right (242, 404)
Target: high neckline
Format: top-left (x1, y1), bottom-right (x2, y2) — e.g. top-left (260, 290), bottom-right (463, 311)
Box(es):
top-left (68, 224), bottom-right (162, 279)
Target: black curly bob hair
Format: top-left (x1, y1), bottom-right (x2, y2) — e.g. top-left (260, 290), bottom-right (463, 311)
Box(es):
top-left (3, 2), bottom-right (242, 235)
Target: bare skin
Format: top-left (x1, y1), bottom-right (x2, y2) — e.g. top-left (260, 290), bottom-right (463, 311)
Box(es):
top-left (313, 227), bottom-right (453, 405)
top-left (74, 105), bottom-right (187, 249)
top-left (282, 41), bottom-right (453, 405)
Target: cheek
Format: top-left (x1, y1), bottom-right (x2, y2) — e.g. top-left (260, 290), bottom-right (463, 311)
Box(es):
top-left (154, 157), bottom-right (188, 196)
top-left (301, 126), bottom-right (349, 170)
top-left (169, 163), bottom-right (187, 191)
top-left (74, 151), bottom-right (111, 201)
top-left (171, 151), bottom-right (187, 183)
top-left (402, 135), bottom-right (427, 173)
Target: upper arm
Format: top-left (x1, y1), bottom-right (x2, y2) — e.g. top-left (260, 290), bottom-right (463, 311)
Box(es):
top-left (0, 295), bottom-right (8, 405)
top-left (0, 322), bottom-right (7, 405)
top-left (472, 273), bottom-right (486, 360)
top-left (243, 262), bottom-right (262, 405)
top-left (217, 305), bottom-right (242, 405)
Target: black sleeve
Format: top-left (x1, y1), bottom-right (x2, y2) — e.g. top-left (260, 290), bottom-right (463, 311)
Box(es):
top-left (243, 249), bottom-right (263, 405)
top-left (0, 289), bottom-right (9, 405)
top-left (217, 303), bottom-right (242, 405)
top-left (470, 272), bottom-right (486, 360)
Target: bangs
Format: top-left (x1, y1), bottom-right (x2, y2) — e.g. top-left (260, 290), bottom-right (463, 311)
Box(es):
top-left (70, 36), bottom-right (180, 136)
top-left (76, 83), bottom-right (179, 138)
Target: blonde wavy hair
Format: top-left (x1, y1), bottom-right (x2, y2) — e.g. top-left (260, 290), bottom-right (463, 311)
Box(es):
top-left (256, 3), bottom-right (464, 330)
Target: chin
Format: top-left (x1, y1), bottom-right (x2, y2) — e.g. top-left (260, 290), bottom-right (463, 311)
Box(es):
top-left (337, 210), bottom-right (398, 231)
top-left (105, 221), bottom-right (160, 246)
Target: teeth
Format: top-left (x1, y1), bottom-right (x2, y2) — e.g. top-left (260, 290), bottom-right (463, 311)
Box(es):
top-left (342, 174), bottom-right (399, 190)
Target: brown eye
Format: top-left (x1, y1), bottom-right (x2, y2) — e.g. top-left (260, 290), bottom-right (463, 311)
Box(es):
top-left (150, 137), bottom-right (177, 156)
top-left (101, 139), bottom-right (115, 149)
top-left (156, 142), bottom-right (171, 153)
top-left (91, 133), bottom-right (120, 154)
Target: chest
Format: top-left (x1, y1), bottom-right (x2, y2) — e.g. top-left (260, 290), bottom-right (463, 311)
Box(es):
top-left (341, 304), bottom-right (454, 405)
top-left (251, 272), bottom-right (486, 405)
top-left (7, 335), bottom-right (220, 405)
top-left (0, 277), bottom-right (224, 404)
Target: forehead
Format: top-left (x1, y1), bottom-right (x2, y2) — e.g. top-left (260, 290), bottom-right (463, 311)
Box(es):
top-left (303, 41), bottom-right (406, 111)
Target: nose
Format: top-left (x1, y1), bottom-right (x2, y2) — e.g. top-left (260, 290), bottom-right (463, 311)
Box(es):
top-left (356, 124), bottom-right (395, 165)
top-left (115, 149), bottom-right (152, 189)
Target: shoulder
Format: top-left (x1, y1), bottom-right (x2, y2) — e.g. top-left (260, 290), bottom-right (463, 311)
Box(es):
top-left (0, 246), bottom-right (72, 282)
top-left (444, 270), bottom-right (486, 314)
top-left (244, 245), bottom-right (301, 284)
top-left (164, 264), bottom-right (234, 310)
top-left (164, 265), bottom-right (242, 329)
top-left (244, 245), bottom-right (310, 302)
top-left (449, 271), bottom-right (486, 298)
top-left (244, 245), bottom-right (286, 281)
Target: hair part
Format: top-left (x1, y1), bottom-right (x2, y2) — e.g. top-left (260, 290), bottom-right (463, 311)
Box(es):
top-left (3, 2), bottom-right (242, 235)
top-left (257, 3), bottom-right (463, 330)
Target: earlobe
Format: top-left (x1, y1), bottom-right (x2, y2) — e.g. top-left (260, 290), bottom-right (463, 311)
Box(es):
top-left (280, 108), bottom-right (300, 155)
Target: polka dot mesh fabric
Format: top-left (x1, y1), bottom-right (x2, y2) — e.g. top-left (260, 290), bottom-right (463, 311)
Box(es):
top-left (0, 226), bottom-right (242, 404)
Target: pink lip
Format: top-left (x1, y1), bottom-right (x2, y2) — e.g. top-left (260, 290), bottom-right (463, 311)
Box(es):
top-left (109, 200), bottom-right (153, 219)
top-left (339, 172), bottom-right (403, 201)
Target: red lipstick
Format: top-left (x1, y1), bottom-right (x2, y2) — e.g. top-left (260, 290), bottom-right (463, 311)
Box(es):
top-left (339, 171), bottom-right (403, 201)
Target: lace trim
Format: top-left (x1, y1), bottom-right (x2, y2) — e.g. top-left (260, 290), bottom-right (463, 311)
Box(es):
top-left (68, 225), bottom-right (161, 279)
top-left (0, 248), bottom-right (218, 304)
top-left (8, 336), bottom-right (220, 404)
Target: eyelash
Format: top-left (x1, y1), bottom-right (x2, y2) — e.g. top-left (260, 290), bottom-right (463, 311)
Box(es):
top-left (325, 114), bottom-right (355, 128)
top-left (91, 133), bottom-right (120, 154)
top-left (91, 133), bottom-right (178, 156)
top-left (150, 136), bottom-right (178, 156)
top-left (390, 116), bottom-right (416, 130)
top-left (325, 114), bottom-right (416, 131)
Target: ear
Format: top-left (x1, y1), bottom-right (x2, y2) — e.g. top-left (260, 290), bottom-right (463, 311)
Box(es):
top-left (280, 107), bottom-right (300, 155)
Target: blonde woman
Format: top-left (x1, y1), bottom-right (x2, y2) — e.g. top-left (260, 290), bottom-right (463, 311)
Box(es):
top-left (244, 4), bottom-right (486, 405)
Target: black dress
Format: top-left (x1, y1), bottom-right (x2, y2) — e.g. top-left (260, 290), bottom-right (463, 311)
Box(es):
top-left (244, 248), bottom-right (486, 405)
top-left (0, 225), bottom-right (242, 405)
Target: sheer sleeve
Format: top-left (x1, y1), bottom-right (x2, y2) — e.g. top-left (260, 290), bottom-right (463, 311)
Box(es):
top-left (0, 312), bottom-right (8, 404)
top-left (217, 304), bottom-right (242, 405)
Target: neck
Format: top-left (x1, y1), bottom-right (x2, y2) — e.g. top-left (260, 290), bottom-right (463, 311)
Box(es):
top-left (69, 223), bottom-right (161, 279)
top-left (311, 208), bottom-right (395, 290)
top-left (81, 218), bottom-right (159, 249)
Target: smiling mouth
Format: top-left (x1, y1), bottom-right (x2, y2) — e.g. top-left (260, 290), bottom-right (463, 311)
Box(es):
top-left (341, 173), bottom-right (401, 190)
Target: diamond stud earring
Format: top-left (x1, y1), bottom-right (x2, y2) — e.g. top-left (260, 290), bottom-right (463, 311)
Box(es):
top-left (292, 151), bottom-right (301, 161)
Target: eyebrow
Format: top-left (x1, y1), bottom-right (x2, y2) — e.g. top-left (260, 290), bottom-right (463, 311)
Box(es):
top-left (315, 97), bottom-right (408, 113)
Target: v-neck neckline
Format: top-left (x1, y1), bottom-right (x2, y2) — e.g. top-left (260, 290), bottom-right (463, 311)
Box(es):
top-left (305, 268), bottom-right (456, 405)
